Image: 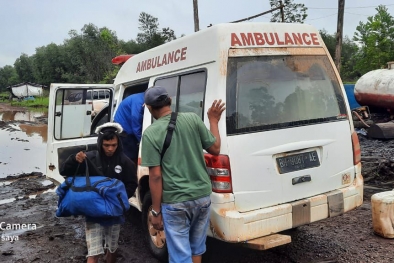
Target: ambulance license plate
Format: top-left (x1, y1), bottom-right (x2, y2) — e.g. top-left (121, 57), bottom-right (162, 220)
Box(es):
top-left (276, 151), bottom-right (320, 174)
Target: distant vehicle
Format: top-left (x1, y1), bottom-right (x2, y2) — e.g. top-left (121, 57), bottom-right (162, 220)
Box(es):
top-left (64, 90), bottom-right (109, 116)
top-left (86, 90), bottom-right (110, 116)
top-left (6, 82), bottom-right (46, 100)
top-left (66, 92), bottom-right (83, 103)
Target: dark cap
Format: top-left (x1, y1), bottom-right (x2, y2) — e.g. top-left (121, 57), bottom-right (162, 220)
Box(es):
top-left (144, 86), bottom-right (170, 107)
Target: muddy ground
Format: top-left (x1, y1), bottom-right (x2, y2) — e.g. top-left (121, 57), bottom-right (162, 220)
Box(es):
top-left (1, 103), bottom-right (394, 263)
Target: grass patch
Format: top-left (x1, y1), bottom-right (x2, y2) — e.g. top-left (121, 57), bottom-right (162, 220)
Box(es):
top-left (11, 96), bottom-right (49, 109)
top-left (0, 92), bottom-right (10, 102)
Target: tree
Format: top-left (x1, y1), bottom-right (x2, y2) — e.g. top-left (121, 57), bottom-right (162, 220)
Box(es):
top-left (320, 29), bottom-right (336, 57)
top-left (0, 65), bottom-right (19, 92)
top-left (112, 13), bottom-right (177, 83)
top-left (353, 5), bottom-right (394, 74)
top-left (62, 24), bottom-right (121, 83)
top-left (340, 36), bottom-right (360, 81)
top-left (136, 12), bottom-right (176, 49)
top-left (269, 0), bottom-right (307, 23)
top-left (119, 39), bottom-right (145, 54)
top-left (320, 29), bottom-right (359, 82)
top-left (161, 27), bottom-right (176, 42)
top-left (7, 13), bottom-right (177, 86)
top-left (14, 54), bottom-right (36, 83)
top-left (33, 43), bottom-right (66, 86)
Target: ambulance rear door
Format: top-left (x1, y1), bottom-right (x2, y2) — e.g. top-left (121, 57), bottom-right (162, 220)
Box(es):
top-left (46, 84), bottom-right (114, 183)
top-left (225, 48), bottom-right (354, 212)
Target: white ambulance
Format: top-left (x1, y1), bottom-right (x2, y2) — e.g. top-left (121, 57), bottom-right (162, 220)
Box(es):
top-left (46, 22), bottom-right (363, 260)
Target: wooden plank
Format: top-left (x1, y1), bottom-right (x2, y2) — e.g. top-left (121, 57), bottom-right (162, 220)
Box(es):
top-left (242, 234), bottom-right (291, 250)
top-left (291, 199), bottom-right (311, 228)
top-left (327, 190), bottom-right (344, 217)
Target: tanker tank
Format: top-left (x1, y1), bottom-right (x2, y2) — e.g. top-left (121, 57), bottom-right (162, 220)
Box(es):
top-left (354, 62), bottom-right (394, 110)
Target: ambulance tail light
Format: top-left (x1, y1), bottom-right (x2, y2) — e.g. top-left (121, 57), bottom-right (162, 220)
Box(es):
top-left (204, 154), bottom-right (232, 193)
top-left (352, 131), bottom-right (361, 165)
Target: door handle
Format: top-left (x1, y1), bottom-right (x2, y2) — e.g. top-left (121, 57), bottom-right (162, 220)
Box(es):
top-left (55, 111), bottom-right (61, 117)
top-left (292, 175), bottom-right (311, 185)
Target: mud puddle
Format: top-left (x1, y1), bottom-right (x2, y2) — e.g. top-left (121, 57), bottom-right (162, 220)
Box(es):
top-left (0, 173), bottom-right (56, 205)
top-left (0, 109), bottom-right (47, 178)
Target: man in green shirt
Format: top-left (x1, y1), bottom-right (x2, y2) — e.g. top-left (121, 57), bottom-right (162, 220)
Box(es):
top-left (141, 86), bottom-right (225, 263)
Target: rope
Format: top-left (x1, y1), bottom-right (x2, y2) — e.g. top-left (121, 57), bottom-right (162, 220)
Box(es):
top-left (352, 110), bottom-right (370, 128)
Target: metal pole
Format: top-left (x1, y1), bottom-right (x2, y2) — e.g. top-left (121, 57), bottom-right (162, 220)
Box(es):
top-left (193, 0), bottom-right (200, 32)
top-left (335, 0), bottom-right (345, 73)
top-left (279, 0), bottom-right (285, 22)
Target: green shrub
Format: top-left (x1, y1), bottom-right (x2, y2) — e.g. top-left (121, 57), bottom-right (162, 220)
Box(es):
top-left (11, 96), bottom-right (49, 109)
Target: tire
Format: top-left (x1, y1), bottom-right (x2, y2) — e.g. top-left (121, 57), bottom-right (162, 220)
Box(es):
top-left (142, 191), bottom-right (168, 262)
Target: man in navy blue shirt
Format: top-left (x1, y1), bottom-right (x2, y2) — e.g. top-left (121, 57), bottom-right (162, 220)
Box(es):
top-left (114, 92), bottom-right (145, 164)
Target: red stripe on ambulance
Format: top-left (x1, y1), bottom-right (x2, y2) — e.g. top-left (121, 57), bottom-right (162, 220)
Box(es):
top-left (231, 32), bottom-right (320, 47)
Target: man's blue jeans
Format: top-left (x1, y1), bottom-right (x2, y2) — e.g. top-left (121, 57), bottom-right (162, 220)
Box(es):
top-left (161, 195), bottom-right (211, 263)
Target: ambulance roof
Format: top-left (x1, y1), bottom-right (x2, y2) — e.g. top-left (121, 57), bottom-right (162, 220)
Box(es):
top-left (114, 22), bottom-right (321, 87)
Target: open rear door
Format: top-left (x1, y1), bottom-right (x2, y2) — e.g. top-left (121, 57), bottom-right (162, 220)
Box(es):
top-left (46, 84), bottom-right (114, 183)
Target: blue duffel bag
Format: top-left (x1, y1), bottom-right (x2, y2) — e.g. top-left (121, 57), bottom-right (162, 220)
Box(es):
top-left (55, 159), bottom-right (130, 218)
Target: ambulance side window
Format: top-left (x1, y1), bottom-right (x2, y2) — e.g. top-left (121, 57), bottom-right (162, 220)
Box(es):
top-left (154, 77), bottom-right (178, 112)
top-left (54, 89), bottom-right (91, 139)
top-left (178, 72), bottom-right (205, 118)
top-left (154, 70), bottom-right (206, 119)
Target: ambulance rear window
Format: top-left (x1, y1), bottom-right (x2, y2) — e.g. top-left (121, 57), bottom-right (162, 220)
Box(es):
top-left (226, 55), bottom-right (347, 135)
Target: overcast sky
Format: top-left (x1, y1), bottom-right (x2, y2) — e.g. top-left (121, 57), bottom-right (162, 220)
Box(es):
top-left (0, 0), bottom-right (393, 68)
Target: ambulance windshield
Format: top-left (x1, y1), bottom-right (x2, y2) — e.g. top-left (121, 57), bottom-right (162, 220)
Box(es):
top-left (226, 55), bottom-right (347, 135)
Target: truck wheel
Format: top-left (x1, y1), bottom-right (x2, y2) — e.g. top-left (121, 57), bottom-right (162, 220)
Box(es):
top-left (142, 191), bottom-right (168, 262)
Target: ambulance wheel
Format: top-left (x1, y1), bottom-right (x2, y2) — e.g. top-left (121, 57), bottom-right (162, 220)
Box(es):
top-left (142, 191), bottom-right (168, 262)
